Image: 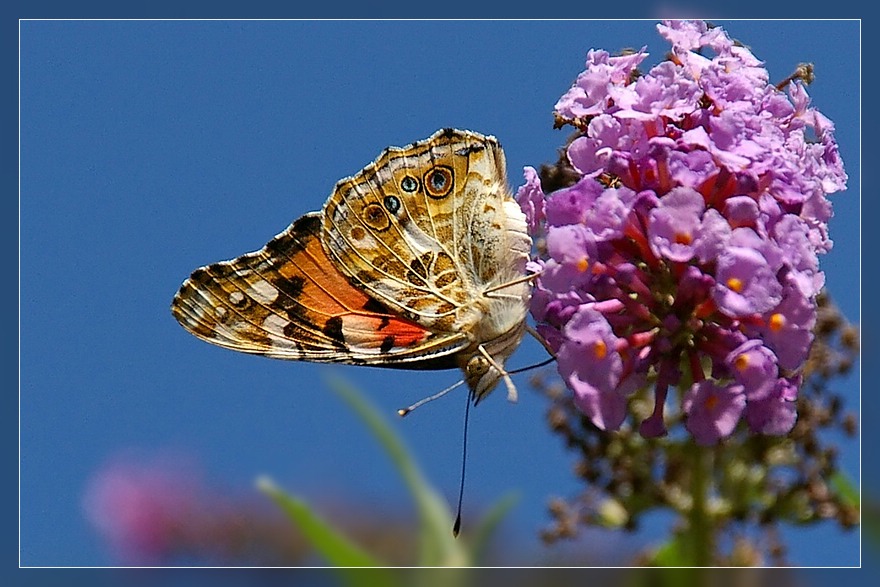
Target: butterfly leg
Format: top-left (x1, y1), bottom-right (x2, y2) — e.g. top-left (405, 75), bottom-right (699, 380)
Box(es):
top-left (477, 344), bottom-right (519, 403)
top-left (482, 270), bottom-right (542, 299)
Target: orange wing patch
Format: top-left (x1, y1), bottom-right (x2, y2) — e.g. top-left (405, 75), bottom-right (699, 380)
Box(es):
top-left (171, 213), bottom-right (468, 366)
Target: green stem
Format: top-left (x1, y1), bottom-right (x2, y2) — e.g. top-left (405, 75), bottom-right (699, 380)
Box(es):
top-left (689, 443), bottom-right (714, 568)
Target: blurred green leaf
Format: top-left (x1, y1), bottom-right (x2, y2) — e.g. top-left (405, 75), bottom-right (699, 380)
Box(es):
top-left (260, 376), bottom-right (512, 573)
top-left (649, 534), bottom-right (690, 567)
top-left (326, 375), bottom-right (470, 566)
top-left (829, 471), bottom-right (860, 508)
top-left (468, 492), bottom-right (519, 564)
top-left (257, 476), bottom-right (384, 569)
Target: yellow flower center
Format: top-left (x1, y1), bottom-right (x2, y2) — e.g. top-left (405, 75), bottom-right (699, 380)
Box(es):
top-left (674, 232), bottom-right (693, 245)
top-left (593, 340), bottom-right (608, 360)
top-left (769, 313), bottom-right (785, 332)
top-left (577, 256), bottom-right (590, 272)
top-left (734, 353), bottom-right (750, 371)
top-left (726, 277), bottom-right (744, 293)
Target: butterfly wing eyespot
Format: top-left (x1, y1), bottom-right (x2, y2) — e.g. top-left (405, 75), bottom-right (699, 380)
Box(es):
top-left (361, 203), bottom-right (391, 231)
top-left (400, 176), bottom-right (419, 193)
top-left (424, 165), bottom-right (453, 199)
top-left (383, 195), bottom-right (401, 214)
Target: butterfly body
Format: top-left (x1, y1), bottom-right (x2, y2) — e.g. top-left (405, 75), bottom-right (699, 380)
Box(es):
top-left (172, 129), bottom-right (531, 403)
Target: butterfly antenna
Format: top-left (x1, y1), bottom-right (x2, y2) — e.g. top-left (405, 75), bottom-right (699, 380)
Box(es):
top-left (452, 386), bottom-right (473, 538)
top-left (398, 379), bottom-right (465, 417)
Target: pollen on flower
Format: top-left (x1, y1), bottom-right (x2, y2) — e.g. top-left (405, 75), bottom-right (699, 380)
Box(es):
top-left (593, 340), bottom-right (608, 360)
top-left (704, 393), bottom-right (719, 411)
top-left (768, 313), bottom-right (786, 332)
top-left (726, 277), bottom-right (744, 293)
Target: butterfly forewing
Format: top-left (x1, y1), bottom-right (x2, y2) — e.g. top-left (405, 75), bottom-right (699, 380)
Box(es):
top-left (171, 213), bottom-right (468, 365)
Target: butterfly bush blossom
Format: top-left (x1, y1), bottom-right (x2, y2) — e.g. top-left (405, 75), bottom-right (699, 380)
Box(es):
top-left (517, 21), bottom-right (846, 445)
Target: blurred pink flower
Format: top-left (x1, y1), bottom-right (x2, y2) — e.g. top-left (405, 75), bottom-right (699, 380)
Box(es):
top-left (82, 455), bottom-right (202, 564)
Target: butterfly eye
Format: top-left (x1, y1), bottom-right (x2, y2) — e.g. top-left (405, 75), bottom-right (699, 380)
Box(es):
top-left (400, 176), bottom-right (419, 193)
top-left (384, 195), bottom-right (401, 214)
top-left (465, 354), bottom-right (491, 377)
top-left (424, 166), bottom-right (453, 199)
top-left (362, 203), bottom-right (390, 231)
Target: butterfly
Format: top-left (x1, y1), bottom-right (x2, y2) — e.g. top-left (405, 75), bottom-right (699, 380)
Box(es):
top-left (171, 128), bottom-right (534, 404)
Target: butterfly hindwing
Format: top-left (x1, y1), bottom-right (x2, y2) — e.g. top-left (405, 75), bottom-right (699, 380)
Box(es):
top-left (171, 212), bottom-right (469, 365)
top-left (321, 129), bottom-right (526, 333)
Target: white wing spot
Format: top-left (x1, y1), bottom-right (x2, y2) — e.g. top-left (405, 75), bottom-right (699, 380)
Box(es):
top-left (229, 291), bottom-right (245, 305)
top-left (248, 280), bottom-right (279, 305)
top-left (262, 314), bottom-right (299, 350)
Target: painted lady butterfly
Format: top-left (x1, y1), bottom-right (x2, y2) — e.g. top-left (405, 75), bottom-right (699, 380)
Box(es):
top-left (171, 129), bottom-right (533, 404)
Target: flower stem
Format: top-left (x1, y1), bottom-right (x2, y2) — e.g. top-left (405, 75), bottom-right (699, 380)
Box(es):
top-left (688, 443), bottom-right (714, 568)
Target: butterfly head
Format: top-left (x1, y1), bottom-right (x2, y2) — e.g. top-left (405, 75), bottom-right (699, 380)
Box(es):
top-left (462, 314), bottom-right (527, 404)
top-left (464, 354), bottom-right (500, 404)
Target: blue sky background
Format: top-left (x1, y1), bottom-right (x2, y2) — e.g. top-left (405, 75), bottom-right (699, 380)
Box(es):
top-left (20, 20), bottom-right (860, 568)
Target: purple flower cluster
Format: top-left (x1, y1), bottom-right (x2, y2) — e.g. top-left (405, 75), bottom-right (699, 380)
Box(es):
top-left (518, 21), bottom-right (846, 445)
